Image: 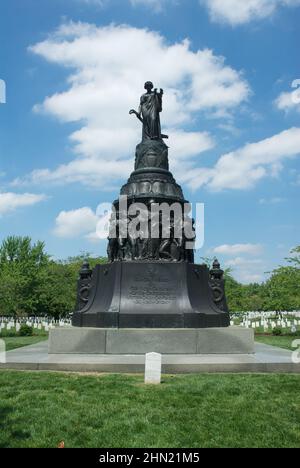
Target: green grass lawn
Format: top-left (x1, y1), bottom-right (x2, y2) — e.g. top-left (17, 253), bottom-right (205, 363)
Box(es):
top-left (1, 336), bottom-right (48, 352)
top-left (0, 372), bottom-right (299, 448)
top-left (255, 335), bottom-right (299, 351)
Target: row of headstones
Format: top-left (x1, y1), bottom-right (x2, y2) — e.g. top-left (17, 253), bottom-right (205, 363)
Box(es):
top-left (230, 318), bottom-right (300, 332)
top-left (0, 322), bottom-right (54, 333)
top-left (231, 311), bottom-right (300, 324)
top-left (0, 318), bottom-right (71, 333)
top-left (232, 311), bottom-right (300, 320)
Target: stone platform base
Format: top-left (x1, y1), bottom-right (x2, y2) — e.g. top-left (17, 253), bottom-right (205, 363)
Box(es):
top-left (48, 327), bottom-right (254, 355)
top-left (1, 341), bottom-right (299, 374)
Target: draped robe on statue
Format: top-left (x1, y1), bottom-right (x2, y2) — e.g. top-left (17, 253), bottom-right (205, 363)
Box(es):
top-left (140, 91), bottom-right (162, 140)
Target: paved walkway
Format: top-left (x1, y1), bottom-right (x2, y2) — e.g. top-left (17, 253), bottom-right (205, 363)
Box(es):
top-left (0, 340), bottom-right (299, 373)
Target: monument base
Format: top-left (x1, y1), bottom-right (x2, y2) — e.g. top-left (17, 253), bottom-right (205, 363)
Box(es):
top-left (72, 262), bottom-right (230, 329)
top-left (48, 327), bottom-right (254, 355)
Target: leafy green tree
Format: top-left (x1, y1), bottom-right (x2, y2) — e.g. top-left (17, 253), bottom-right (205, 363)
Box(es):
top-left (35, 255), bottom-right (107, 318)
top-left (0, 237), bottom-right (49, 317)
top-left (0, 237), bottom-right (107, 318)
top-left (263, 266), bottom-right (300, 311)
top-left (224, 273), bottom-right (247, 312)
top-left (286, 246), bottom-right (300, 267)
top-left (261, 246), bottom-right (300, 311)
top-left (0, 235), bottom-right (298, 317)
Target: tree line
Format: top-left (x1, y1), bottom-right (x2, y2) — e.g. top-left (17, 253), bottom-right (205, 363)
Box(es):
top-left (0, 236), bottom-right (299, 318)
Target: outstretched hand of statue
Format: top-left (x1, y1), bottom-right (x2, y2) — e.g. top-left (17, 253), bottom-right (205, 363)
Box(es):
top-left (154, 88), bottom-right (164, 95)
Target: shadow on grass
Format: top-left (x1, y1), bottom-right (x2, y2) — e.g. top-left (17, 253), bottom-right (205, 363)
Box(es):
top-left (0, 405), bottom-right (31, 448)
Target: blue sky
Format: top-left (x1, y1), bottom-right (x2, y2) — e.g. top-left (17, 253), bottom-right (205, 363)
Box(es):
top-left (0, 0), bottom-right (299, 283)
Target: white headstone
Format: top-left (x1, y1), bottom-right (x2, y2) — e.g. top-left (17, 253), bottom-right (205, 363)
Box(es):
top-left (145, 352), bottom-right (162, 385)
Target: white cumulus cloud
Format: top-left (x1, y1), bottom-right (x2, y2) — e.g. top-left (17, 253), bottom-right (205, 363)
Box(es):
top-left (259, 197), bottom-right (286, 204)
top-left (183, 127), bottom-right (300, 191)
top-left (14, 22), bottom-right (249, 190)
top-left (0, 192), bottom-right (46, 216)
top-left (212, 245), bottom-right (266, 283)
top-left (130, 0), bottom-right (174, 11)
top-left (76, 0), bottom-right (300, 21)
top-left (225, 257), bottom-right (263, 267)
top-left (275, 80), bottom-right (300, 113)
top-left (213, 243), bottom-right (263, 256)
top-left (200, 0), bottom-right (300, 25)
top-left (224, 256), bottom-right (266, 283)
top-left (53, 207), bottom-right (98, 238)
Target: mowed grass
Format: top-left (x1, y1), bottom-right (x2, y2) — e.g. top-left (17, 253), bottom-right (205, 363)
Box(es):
top-left (0, 371), bottom-right (299, 448)
top-left (1, 336), bottom-right (48, 351)
top-left (255, 335), bottom-right (299, 351)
